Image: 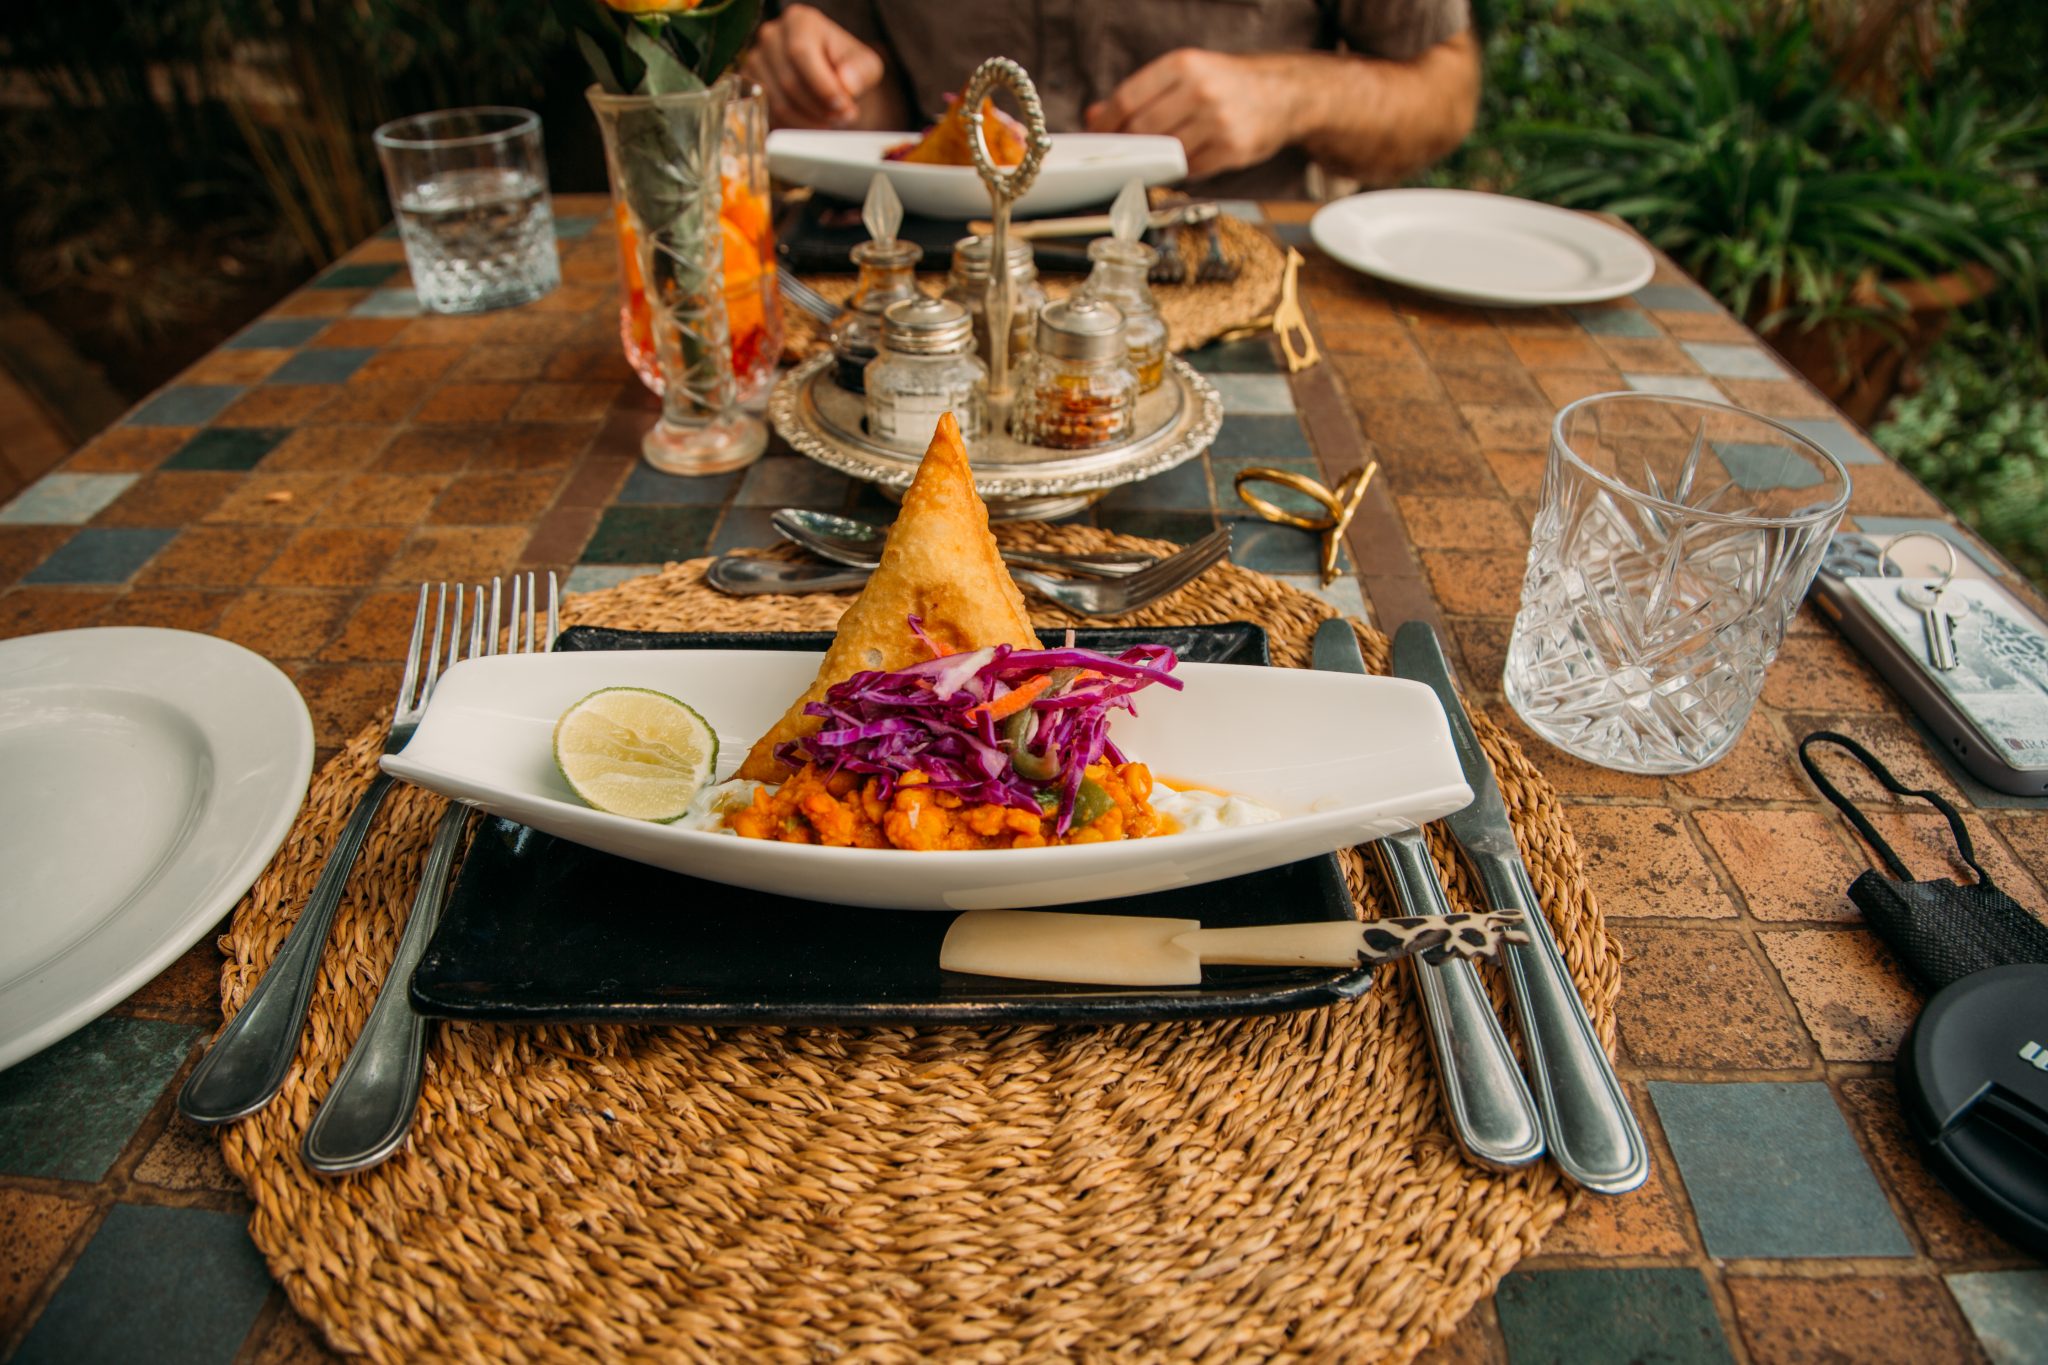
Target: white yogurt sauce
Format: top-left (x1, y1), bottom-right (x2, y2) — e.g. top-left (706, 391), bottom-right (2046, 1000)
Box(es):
top-left (677, 777), bottom-right (1282, 836)
top-left (675, 778), bottom-right (767, 834)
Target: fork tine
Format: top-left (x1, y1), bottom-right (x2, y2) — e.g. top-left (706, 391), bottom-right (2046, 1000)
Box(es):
top-left (545, 571), bottom-right (559, 652)
top-left (523, 572), bottom-right (538, 654)
top-left (489, 577), bottom-right (503, 657)
top-left (468, 584), bottom-right (484, 660)
top-left (394, 583), bottom-right (431, 724)
top-left (507, 574), bottom-right (523, 655)
top-left (419, 583), bottom-right (449, 710)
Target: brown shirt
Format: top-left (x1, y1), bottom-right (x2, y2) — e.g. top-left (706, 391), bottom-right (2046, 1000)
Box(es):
top-left (787, 0), bottom-right (1471, 197)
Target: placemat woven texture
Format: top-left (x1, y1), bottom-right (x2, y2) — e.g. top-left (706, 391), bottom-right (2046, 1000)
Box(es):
top-left (215, 526), bottom-right (1618, 1363)
top-left (781, 214), bottom-right (1287, 364)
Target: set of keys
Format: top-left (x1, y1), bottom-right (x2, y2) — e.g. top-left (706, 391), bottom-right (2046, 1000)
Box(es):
top-left (1883, 534), bottom-right (1971, 672)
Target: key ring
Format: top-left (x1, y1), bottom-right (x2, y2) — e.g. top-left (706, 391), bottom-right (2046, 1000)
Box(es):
top-left (1876, 530), bottom-right (1958, 589)
top-left (1233, 462), bottom-right (1377, 585)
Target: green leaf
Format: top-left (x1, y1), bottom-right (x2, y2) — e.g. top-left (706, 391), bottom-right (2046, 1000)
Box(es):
top-left (574, 29), bottom-right (624, 94)
top-left (625, 21), bottom-right (703, 95)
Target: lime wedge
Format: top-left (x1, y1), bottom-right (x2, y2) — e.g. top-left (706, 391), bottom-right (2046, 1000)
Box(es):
top-left (553, 687), bottom-right (717, 822)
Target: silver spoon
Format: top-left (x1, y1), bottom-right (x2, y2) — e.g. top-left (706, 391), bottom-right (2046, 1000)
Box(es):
top-left (772, 509), bottom-right (1154, 578)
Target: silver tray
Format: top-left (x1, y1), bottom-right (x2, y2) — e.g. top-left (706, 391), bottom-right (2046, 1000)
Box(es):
top-left (767, 353), bottom-right (1225, 521)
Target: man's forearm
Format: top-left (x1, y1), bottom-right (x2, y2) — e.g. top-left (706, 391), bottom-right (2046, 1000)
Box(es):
top-left (1281, 33), bottom-right (1481, 184)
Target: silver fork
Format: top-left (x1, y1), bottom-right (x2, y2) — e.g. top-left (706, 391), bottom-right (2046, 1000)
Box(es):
top-left (771, 508), bottom-right (1155, 578)
top-left (180, 582), bottom-right (468, 1125)
top-left (779, 272), bottom-right (840, 324)
top-left (1012, 526), bottom-right (1232, 616)
top-left (301, 573), bottom-right (557, 1174)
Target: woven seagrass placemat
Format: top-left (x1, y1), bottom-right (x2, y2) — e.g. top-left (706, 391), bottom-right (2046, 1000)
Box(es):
top-left (216, 526), bottom-right (1616, 1363)
top-left (780, 213), bottom-right (1287, 365)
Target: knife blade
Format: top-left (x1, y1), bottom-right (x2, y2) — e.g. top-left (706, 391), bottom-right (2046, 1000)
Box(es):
top-left (1311, 619), bottom-right (1543, 1171)
top-left (1390, 620), bottom-right (1649, 1194)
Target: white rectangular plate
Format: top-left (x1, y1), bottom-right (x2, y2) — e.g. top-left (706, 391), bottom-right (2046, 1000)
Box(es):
top-left (765, 130), bottom-right (1187, 219)
top-left (383, 649), bottom-right (1472, 911)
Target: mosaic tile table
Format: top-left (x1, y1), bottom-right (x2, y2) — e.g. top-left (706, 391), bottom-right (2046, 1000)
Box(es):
top-left (2, 194), bottom-right (2043, 1364)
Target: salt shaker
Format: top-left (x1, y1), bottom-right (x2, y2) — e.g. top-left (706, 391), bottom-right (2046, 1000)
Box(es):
top-left (1076, 237), bottom-right (1170, 393)
top-left (1009, 297), bottom-right (1139, 450)
top-left (864, 295), bottom-right (988, 451)
top-left (944, 235), bottom-right (1046, 369)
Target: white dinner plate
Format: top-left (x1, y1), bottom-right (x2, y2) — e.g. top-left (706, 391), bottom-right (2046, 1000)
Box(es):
top-left (383, 649), bottom-right (1472, 911)
top-left (765, 130), bottom-right (1187, 219)
top-left (0, 628), bottom-right (312, 1070)
top-left (1310, 189), bottom-right (1656, 307)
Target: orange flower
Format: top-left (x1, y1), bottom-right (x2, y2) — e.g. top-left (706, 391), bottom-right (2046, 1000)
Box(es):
top-left (601, 0), bottom-right (703, 13)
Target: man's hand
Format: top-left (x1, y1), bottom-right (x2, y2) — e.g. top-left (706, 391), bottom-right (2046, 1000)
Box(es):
top-left (1085, 50), bottom-right (1302, 180)
top-left (742, 4), bottom-right (886, 129)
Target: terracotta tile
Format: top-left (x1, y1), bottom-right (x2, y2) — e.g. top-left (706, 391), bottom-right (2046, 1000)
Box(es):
top-left (181, 348), bottom-right (291, 385)
top-left (312, 317), bottom-right (409, 349)
top-left (296, 660), bottom-right (407, 747)
top-left (214, 589), bottom-right (353, 657)
top-left (542, 345), bottom-right (636, 383)
top-left (1334, 353), bottom-right (1450, 403)
top-left (136, 526), bottom-right (292, 587)
top-left (1759, 928), bottom-right (1922, 1060)
top-left (520, 504), bottom-right (601, 567)
top-left (1458, 404), bottom-right (1552, 452)
top-left (1411, 1299), bottom-right (1508, 1365)
top-left (213, 385), bottom-right (332, 427)
top-left (1657, 311), bottom-right (1756, 343)
top-left (63, 427), bottom-right (189, 473)
top-left (554, 451), bottom-right (634, 509)
top-left (202, 474), bottom-right (341, 526)
top-left (507, 382), bottom-right (622, 423)
top-left (1357, 401), bottom-right (1479, 458)
top-left (413, 382), bottom-right (522, 424)
top-left (1450, 617), bottom-right (1513, 693)
top-left (452, 344), bottom-right (554, 381)
top-left (257, 425), bottom-right (395, 474)
top-left (1487, 306), bottom-right (1577, 336)
top-left (1610, 925), bottom-right (1813, 1067)
top-left (90, 471), bottom-right (238, 527)
top-left (1594, 335), bottom-right (1692, 372)
top-left (1435, 366), bottom-right (1548, 408)
top-left (1411, 325), bottom-right (1518, 372)
top-left (1727, 1274), bottom-right (1978, 1365)
top-left (0, 1187), bottom-right (95, 1329)
top-left (1670, 718), bottom-right (1809, 802)
top-left (1693, 809), bottom-right (1863, 922)
top-left (1505, 333), bottom-right (1610, 371)
top-left (391, 314), bottom-right (497, 346)
top-left (323, 588), bottom-right (430, 662)
top-left (270, 289), bottom-right (361, 317)
top-left (0, 587), bottom-right (118, 639)
top-left (1477, 450), bottom-right (1544, 501)
top-left (1494, 708), bottom-right (1668, 799)
top-left (116, 933), bottom-right (224, 1014)
top-left (1420, 550), bottom-right (1526, 616)
top-left (374, 427), bottom-right (490, 474)
top-left (469, 422), bottom-right (599, 472)
top-left (1717, 377), bottom-right (1836, 418)
top-left (1761, 631), bottom-right (1899, 713)
top-left (1321, 325), bottom-right (1416, 360)
top-left (1838, 1077), bottom-right (2023, 1259)
top-left (382, 526), bottom-right (528, 583)
top-left (1864, 811), bottom-right (2048, 925)
top-left (1846, 462), bottom-right (1946, 517)
top-left (314, 474), bottom-right (452, 526)
top-left (1531, 368), bottom-right (1626, 408)
top-left (258, 527), bottom-right (404, 586)
top-left (348, 345), bottom-right (464, 386)
top-left (1358, 572), bottom-right (1444, 638)
top-left (133, 1114), bottom-right (240, 1192)
top-left (92, 589), bottom-right (232, 632)
top-left (1567, 806), bottom-right (1734, 919)
top-left (1397, 495), bottom-right (1529, 552)
top-left (1541, 1137), bottom-right (1692, 1255)
top-left (475, 312), bottom-right (582, 347)
top-left (1785, 713), bottom-right (1966, 808)
top-left (1308, 290), bottom-right (1399, 330)
top-left (307, 382), bottom-right (427, 425)
top-left (428, 471), bottom-right (563, 525)
top-left (0, 526), bottom-right (71, 581)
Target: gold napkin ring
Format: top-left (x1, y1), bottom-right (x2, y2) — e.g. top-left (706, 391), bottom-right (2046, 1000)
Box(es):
top-left (1233, 462), bottom-right (1377, 585)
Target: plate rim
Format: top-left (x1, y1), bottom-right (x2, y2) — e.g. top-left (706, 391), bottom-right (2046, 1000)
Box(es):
top-left (0, 626), bottom-right (312, 1070)
top-left (1308, 187), bottom-right (1657, 307)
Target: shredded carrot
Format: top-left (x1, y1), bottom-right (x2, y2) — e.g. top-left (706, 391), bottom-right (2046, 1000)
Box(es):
top-left (967, 673), bottom-right (1053, 723)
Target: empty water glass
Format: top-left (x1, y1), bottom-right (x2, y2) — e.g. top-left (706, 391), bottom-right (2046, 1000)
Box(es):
top-left (1504, 393), bottom-right (1850, 773)
top-left (373, 107), bottom-right (559, 314)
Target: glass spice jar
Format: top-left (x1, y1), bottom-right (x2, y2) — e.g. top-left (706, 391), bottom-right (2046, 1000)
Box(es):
top-left (942, 234), bottom-right (1046, 369)
top-left (1009, 297), bottom-right (1139, 451)
top-left (1075, 237), bottom-right (1170, 392)
top-left (829, 238), bottom-right (925, 393)
top-left (864, 295), bottom-right (988, 451)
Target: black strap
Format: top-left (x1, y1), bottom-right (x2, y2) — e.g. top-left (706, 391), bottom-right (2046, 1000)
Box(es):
top-left (1797, 731), bottom-right (1995, 887)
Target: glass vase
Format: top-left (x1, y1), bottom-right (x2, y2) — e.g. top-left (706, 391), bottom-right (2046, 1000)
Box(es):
top-left (589, 82), bottom-right (766, 475)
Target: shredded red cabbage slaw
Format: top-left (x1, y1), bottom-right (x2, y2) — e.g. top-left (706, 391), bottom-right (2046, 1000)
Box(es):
top-left (774, 619), bottom-right (1181, 835)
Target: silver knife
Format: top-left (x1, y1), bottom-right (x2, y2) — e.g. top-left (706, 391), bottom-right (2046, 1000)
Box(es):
top-left (1390, 621), bottom-right (1649, 1194)
top-left (1312, 620), bottom-right (1543, 1171)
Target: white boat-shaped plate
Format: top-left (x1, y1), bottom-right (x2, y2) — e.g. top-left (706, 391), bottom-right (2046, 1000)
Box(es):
top-left (0, 628), bottom-right (313, 1070)
top-left (1310, 189), bottom-right (1657, 307)
top-left (383, 649), bottom-right (1472, 911)
top-left (765, 130), bottom-right (1187, 219)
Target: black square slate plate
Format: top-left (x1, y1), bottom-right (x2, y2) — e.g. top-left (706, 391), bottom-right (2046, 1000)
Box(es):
top-left (408, 624), bottom-right (1371, 1026)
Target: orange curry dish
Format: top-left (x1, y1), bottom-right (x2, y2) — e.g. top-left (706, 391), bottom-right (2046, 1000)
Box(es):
top-left (883, 96), bottom-right (1026, 167)
top-left (729, 761), bottom-right (1170, 850)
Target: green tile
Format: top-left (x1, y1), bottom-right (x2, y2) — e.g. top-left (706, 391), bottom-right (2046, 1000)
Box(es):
top-left (1650, 1081), bottom-right (1911, 1259)
top-left (1572, 306), bottom-right (1659, 338)
top-left (1184, 335), bottom-right (1284, 374)
top-left (582, 506), bottom-right (719, 563)
top-left (226, 318), bottom-right (325, 349)
top-left (23, 528), bottom-right (177, 583)
top-left (1712, 441), bottom-right (1828, 491)
top-left (1097, 457), bottom-right (1214, 512)
top-left (1634, 284), bottom-right (1717, 312)
top-left (267, 347), bottom-right (373, 384)
top-left (1496, 1267), bottom-right (1733, 1365)
top-left (616, 463), bottom-right (743, 506)
top-left (1209, 414), bottom-right (1313, 462)
top-left (164, 427), bottom-right (286, 471)
top-left (1946, 1270), bottom-right (2048, 1365)
top-left (15, 1203), bottom-right (272, 1365)
top-left (315, 262), bottom-right (398, 289)
top-left (0, 1017), bottom-right (201, 1180)
top-left (1225, 516), bottom-right (1345, 575)
top-left (1096, 510), bottom-right (1216, 546)
top-left (1214, 457), bottom-right (1324, 519)
top-left (126, 386), bottom-right (244, 426)
top-left (734, 457), bottom-right (857, 508)
top-left (710, 506), bottom-right (781, 555)
top-left (0, 473), bottom-right (138, 525)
